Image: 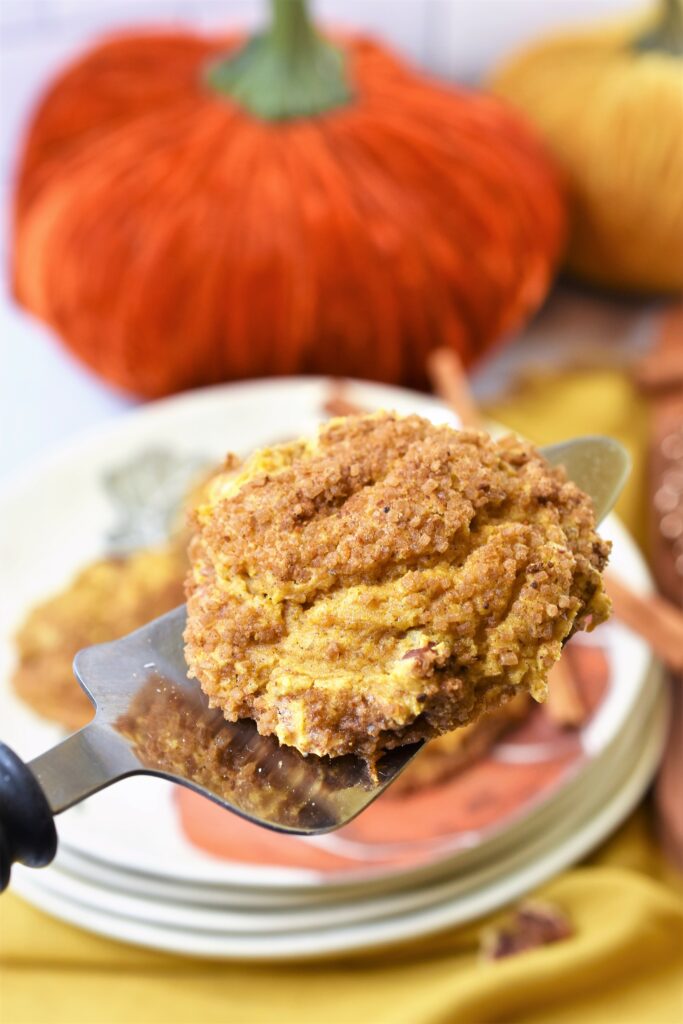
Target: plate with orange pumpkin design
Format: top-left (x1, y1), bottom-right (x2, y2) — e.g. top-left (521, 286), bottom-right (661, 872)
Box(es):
top-left (11, 673), bottom-right (666, 958)
top-left (0, 378), bottom-right (661, 906)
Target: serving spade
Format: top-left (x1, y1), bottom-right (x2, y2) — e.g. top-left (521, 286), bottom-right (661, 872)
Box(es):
top-left (0, 436), bottom-right (629, 891)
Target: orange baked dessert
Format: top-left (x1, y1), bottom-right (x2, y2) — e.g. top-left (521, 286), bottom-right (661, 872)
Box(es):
top-left (185, 412), bottom-right (611, 760)
top-left (13, 543), bottom-right (186, 730)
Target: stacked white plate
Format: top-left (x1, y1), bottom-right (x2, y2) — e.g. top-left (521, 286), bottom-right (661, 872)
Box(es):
top-left (1, 379), bottom-right (667, 960)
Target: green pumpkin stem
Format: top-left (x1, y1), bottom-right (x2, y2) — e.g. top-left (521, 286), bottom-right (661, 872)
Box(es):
top-left (633, 0), bottom-right (683, 57)
top-left (206, 0), bottom-right (353, 119)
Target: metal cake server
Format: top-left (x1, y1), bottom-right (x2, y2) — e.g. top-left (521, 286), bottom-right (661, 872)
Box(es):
top-left (0, 435), bottom-right (629, 890)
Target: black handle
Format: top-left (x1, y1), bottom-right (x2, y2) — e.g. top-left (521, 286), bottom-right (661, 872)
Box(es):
top-left (0, 742), bottom-right (57, 892)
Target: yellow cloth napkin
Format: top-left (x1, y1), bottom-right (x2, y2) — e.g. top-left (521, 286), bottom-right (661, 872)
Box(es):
top-left (488, 368), bottom-right (650, 553)
top-left (2, 370), bottom-right (682, 1024)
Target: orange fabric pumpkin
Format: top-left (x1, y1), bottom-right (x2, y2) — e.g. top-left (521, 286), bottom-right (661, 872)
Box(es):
top-left (14, 2), bottom-right (566, 398)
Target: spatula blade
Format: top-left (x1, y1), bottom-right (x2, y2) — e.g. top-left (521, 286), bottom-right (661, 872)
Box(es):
top-left (31, 434), bottom-right (627, 835)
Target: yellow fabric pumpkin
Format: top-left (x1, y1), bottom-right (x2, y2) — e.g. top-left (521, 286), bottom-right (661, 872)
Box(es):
top-left (490, 0), bottom-right (683, 294)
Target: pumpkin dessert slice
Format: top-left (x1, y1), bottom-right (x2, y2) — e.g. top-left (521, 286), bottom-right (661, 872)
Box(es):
top-left (185, 412), bottom-right (611, 760)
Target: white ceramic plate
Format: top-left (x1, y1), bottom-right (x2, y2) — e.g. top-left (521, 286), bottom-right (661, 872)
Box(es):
top-left (0, 378), bottom-right (655, 894)
top-left (15, 663), bottom-right (664, 937)
top-left (35, 651), bottom-right (664, 928)
top-left (13, 684), bottom-right (667, 959)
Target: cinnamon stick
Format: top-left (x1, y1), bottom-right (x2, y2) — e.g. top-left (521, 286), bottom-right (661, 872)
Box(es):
top-left (633, 348), bottom-right (683, 395)
top-left (427, 348), bottom-right (483, 429)
top-left (545, 657), bottom-right (589, 728)
top-left (606, 572), bottom-right (683, 674)
top-left (633, 305), bottom-right (683, 396)
top-left (322, 381), bottom-right (364, 418)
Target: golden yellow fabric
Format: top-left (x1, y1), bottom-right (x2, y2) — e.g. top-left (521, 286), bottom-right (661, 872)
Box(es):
top-left (489, 368), bottom-right (650, 551)
top-left (2, 370), bottom-right (681, 1024)
top-left (490, 13), bottom-right (683, 293)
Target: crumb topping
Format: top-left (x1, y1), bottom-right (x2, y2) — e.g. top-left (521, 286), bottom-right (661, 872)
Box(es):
top-left (184, 412), bottom-right (611, 758)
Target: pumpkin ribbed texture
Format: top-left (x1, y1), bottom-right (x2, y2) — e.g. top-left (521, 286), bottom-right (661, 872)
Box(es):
top-left (14, 33), bottom-right (566, 398)
top-left (491, 8), bottom-right (683, 294)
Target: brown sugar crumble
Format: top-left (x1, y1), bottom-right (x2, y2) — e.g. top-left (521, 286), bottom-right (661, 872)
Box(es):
top-left (184, 412), bottom-right (611, 759)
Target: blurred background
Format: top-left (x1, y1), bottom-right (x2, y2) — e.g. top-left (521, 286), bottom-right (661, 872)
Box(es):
top-left (0, 0), bottom-right (663, 479)
top-left (1, 3), bottom-right (682, 1022)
